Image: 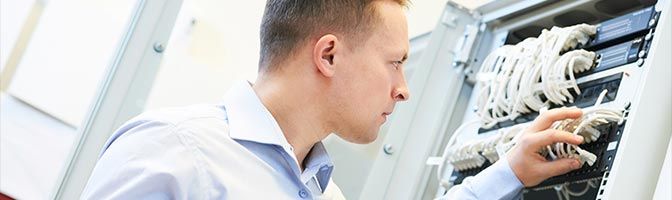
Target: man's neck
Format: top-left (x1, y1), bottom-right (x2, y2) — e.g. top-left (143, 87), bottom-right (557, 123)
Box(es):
top-left (252, 75), bottom-right (331, 170)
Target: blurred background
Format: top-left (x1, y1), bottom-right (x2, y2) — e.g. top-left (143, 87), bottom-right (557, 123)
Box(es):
top-left (3, 1), bottom-right (670, 200)
top-left (0, 0), bottom-right (492, 199)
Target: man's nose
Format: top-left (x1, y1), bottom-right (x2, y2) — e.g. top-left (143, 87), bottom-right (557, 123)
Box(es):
top-left (393, 76), bottom-right (410, 102)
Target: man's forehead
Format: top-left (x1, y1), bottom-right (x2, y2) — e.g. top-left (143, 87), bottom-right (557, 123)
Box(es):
top-left (371, 2), bottom-right (409, 53)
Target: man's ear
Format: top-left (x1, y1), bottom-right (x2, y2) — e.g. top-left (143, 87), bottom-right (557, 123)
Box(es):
top-left (313, 34), bottom-right (338, 77)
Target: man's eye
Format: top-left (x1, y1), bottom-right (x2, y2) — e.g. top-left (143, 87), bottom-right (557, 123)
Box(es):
top-left (392, 61), bottom-right (403, 70)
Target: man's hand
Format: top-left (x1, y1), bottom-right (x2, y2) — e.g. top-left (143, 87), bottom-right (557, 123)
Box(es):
top-left (506, 107), bottom-right (585, 187)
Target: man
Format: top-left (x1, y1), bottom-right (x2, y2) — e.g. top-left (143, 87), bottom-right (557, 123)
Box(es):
top-left (81, 0), bottom-right (585, 199)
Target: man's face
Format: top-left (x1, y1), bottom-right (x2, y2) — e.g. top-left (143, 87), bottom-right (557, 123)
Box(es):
top-left (330, 1), bottom-right (410, 144)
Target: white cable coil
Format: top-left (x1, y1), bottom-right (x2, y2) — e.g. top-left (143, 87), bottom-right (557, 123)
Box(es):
top-left (475, 24), bottom-right (598, 129)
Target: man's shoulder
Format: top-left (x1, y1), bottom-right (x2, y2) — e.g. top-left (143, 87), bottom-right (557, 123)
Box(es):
top-left (132, 104), bottom-right (228, 127)
top-left (103, 104), bottom-right (232, 153)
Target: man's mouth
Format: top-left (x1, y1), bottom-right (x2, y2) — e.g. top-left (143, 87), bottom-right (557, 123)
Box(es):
top-left (381, 112), bottom-right (392, 123)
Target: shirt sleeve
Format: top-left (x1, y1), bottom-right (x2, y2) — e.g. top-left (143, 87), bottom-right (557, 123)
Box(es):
top-left (80, 120), bottom-right (207, 200)
top-left (439, 158), bottom-right (524, 200)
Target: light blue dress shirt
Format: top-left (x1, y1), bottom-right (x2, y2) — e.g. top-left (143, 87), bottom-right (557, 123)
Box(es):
top-left (81, 81), bottom-right (344, 199)
top-left (81, 81), bottom-right (523, 200)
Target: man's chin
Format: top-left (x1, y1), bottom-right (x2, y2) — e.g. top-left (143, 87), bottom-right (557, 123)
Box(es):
top-left (357, 130), bottom-right (380, 144)
top-left (336, 131), bottom-right (378, 144)
top-left (357, 134), bottom-right (378, 144)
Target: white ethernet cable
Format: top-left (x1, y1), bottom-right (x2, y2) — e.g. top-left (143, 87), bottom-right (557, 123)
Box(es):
top-left (476, 47), bottom-right (512, 128)
top-left (538, 24), bottom-right (598, 105)
top-left (541, 49), bottom-right (596, 105)
top-left (426, 120), bottom-right (481, 185)
top-left (475, 24), bottom-right (598, 128)
top-left (509, 38), bottom-right (540, 116)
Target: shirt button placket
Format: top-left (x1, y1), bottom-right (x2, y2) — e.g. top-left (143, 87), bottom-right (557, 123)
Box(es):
top-left (298, 189), bottom-right (309, 199)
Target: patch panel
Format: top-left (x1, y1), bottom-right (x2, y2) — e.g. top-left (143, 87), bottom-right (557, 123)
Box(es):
top-left (452, 121), bottom-right (626, 189)
top-left (477, 73), bottom-right (623, 134)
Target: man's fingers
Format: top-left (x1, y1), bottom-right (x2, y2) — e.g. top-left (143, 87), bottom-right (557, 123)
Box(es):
top-left (528, 107), bottom-right (583, 132)
top-left (540, 158), bottom-right (582, 178)
top-left (526, 129), bottom-right (584, 150)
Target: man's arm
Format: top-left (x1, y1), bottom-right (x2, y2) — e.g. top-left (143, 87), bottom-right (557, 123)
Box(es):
top-left (440, 157), bottom-right (523, 200)
top-left (440, 108), bottom-right (585, 199)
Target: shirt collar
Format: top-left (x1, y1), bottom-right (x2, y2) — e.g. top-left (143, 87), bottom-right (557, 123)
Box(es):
top-left (222, 81), bottom-right (292, 148)
top-left (222, 81), bottom-right (335, 191)
top-left (301, 142), bottom-right (335, 192)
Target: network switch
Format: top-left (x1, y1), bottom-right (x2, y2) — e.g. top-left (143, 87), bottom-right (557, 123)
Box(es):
top-left (586, 6), bottom-right (658, 49)
top-left (578, 38), bottom-right (643, 77)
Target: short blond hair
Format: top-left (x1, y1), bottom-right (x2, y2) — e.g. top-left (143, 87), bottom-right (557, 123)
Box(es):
top-left (259, 0), bottom-right (410, 72)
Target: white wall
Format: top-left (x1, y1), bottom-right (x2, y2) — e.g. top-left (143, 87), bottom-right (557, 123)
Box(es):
top-left (406, 1), bottom-right (447, 37)
top-left (7, 0), bottom-right (137, 126)
top-left (144, 0), bottom-right (264, 110)
top-left (0, 0), bottom-right (34, 72)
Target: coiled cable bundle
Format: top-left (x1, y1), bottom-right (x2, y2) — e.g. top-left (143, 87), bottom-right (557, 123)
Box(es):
top-left (476, 24), bottom-right (598, 129)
